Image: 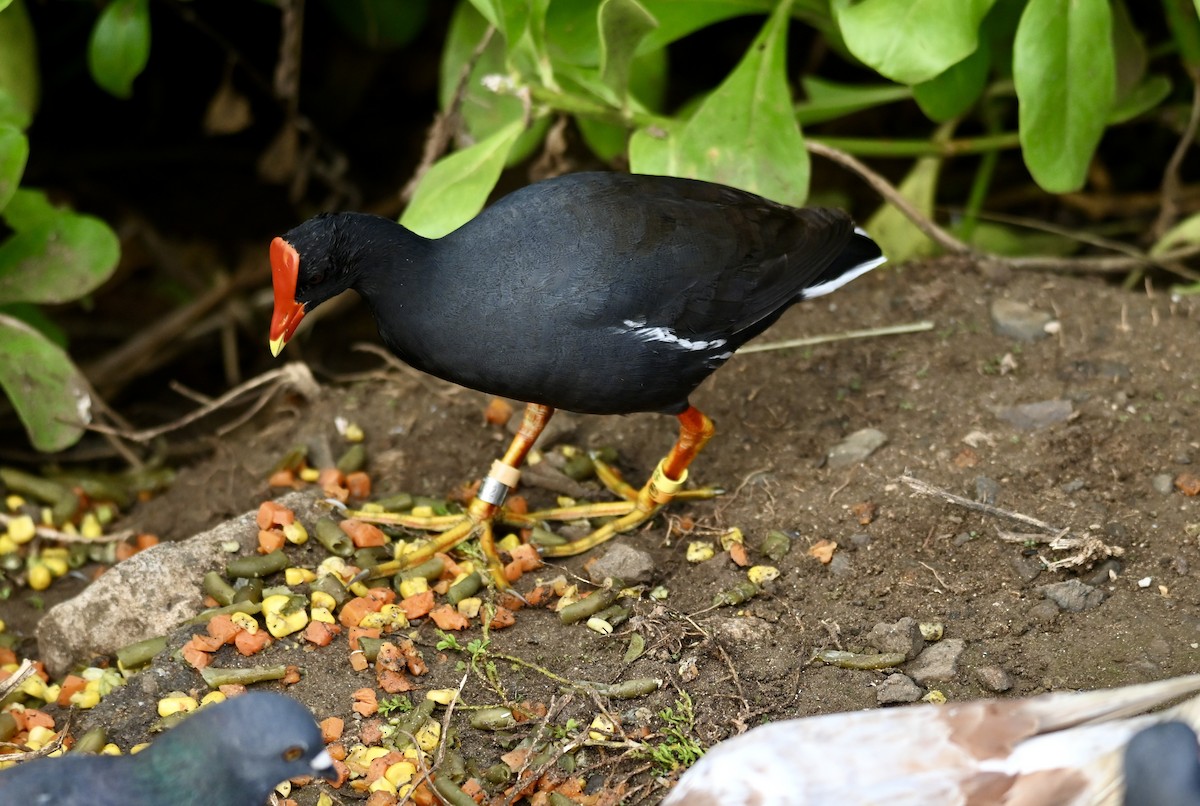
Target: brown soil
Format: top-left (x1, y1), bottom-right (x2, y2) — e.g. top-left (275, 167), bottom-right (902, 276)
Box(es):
top-left (14, 257), bottom-right (1200, 803)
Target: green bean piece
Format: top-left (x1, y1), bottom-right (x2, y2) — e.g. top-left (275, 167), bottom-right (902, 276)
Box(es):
top-left (0, 712), bottom-right (19, 743)
top-left (272, 444), bottom-right (308, 473)
top-left (530, 526), bottom-right (567, 546)
top-left (713, 580), bottom-right (759, 607)
top-left (358, 637), bottom-right (384, 662)
top-left (233, 578), bottom-right (264, 604)
top-left (548, 792), bottom-right (580, 806)
top-left (184, 600), bottom-right (261, 626)
top-left (311, 573), bottom-right (349, 606)
top-left (51, 492), bottom-right (80, 527)
top-left (439, 748), bottom-right (467, 782)
top-left (354, 546), bottom-right (389, 569)
top-left (315, 517), bottom-right (354, 557)
top-left (67, 544), bottom-right (89, 569)
top-left (761, 530), bottom-right (792, 562)
top-left (483, 764), bottom-right (512, 784)
top-left (71, 726), bottom-right (107, 755)
top-left (336, 444), bottom-right (366, 474)
top-left (562, 453), bottom-right (596, 481)
top-left (0, 467), bottom-right (70, 503)
top-left (446, 571), bottom-right (483, 605)
top-left (397, 557), bottom-right (444, 582)
top-left (559, 587), bottom-right (619, 625)
top-left (592, 604), bottom-right (629, 629)
top-left (374, 493), bottom-right (414, 511)
top-left (623, 633), bottom-right (646, 664)
top-left (226, 550), bottom-right (288, 579)
top-left (470, 707), bottom-right (517, 731)
top-left (203, 571), bottom-right (236, 606)
top-left (814, 650), bottom-right (906, 670)
top-left (432, 777), bottom-right (477, 806)
top-left (116, 635), bottom-right (168, 669)
top-left (199, 665), bottom-right (289, 688)
top-left (392, 697), bottom-right (437, 749)
top-left (592, 677), bottom-right (661, 699)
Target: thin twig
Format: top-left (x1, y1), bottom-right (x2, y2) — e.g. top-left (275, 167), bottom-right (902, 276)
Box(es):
top-left (1153, 69), bottom-right (1200, 240)
top-left (737, 321), bottom-right (934, 354)
top-left (899, 474), bottom-right (1061, 533)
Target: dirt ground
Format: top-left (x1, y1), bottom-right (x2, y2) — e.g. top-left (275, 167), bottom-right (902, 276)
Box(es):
top-left (12, 256), bottom-right (1200, 802)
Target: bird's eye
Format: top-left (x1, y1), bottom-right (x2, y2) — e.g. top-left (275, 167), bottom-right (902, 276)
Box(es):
top-left (282, 746), bottom-right (304, 762)
top-left (309, 269), bottom-right (325, 286)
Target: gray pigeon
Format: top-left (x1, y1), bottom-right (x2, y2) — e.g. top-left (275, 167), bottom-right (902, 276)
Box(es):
top-left (1123, 721), bottom-right (1200, 806)
top-left (663, 674), bottom-right (1200, 805)
top-left (0, 692), bottom-right (335, 805)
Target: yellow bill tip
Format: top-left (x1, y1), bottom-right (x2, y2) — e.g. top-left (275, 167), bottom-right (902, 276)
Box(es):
top-left (269, 336), bottom-right (286, 357)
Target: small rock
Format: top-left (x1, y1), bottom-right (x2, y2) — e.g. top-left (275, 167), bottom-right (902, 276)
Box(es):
top-left (828, 552), bottom-right (854, 577)
top-left (1038, 579), bottom-right (1107, 612)
top-left (906, 639), bottom-right (966, 684)
top-left (876, 673), bottom-right (923, 705)
top-left (990, 299), bottom-right (1054, 342)
top-left (1174, 452), bottom-right (1193, 466)
top-left (867, 617), bottom-right (925, 661)
top-left (974, 665), bottom-right (1013, 693)
top-left (1060, 478), bottom-right (1085, 494)
top-left (707, 616), bottom-right (772, 645)
top-left (1152, 474), bottom-right (1176, 496)
top-left (850, 533), bottom-right (872, 549)
top-left (827, 428), bottom-right (888, 468)
top-left (975, 476), bottom-right (1000, 505)
top-left (1009, 554), bottom-right (1044, 583)
top-left (1027, 600), bottom-right (1061, 624)
top-left (1082, 559), bottom-right (1123, 586)
top-left (993, 399), bottom-right (1074, 430)
top-left (584, 543), bottom-right (656, 585)
top-left (953, 532), bottom-right (974, 547)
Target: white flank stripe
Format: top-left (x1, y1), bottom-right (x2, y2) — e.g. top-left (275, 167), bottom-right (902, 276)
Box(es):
top-left (800, 254), bottom-right (887, 300)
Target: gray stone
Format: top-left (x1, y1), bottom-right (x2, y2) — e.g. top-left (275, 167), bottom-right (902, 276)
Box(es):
top-left (828, 552), bottom-right (854, 577)
top-left (1060, 478), bottom-right (1086, 494)
top-left (906, 639), bottom-right (966, 684)
top-left (993, 399), bottom-right (1074, 430)
top-left (585, 542), bottom-right (657, 585)
top-left (867, 617), bottom-right (925, 661)
top-left (850, 533), bottom-right (872, 549)
top-left (827, 428), bottom-right (888, 468)
top-left (37, 491), bottom-right (321, 677)
top-left (974, 664), bottom-right (1013, 693)
top-left (876, 673), bottom-right (923, 705)
top-left (706, 616), bottom-right (772, 645)
top-left (1153, 473), bottom-right (1177, 496)
top-left (1009, 554), bottom-right (1044, 583)
top-left (1038, 579), bottom-right (1107, 612)
top-left (1082, 559), bottom-right (1123, 587)
top-left (990, 299), bottom-right (1054, 342)
top-left (1027, 600), bottom-right (1061, 624)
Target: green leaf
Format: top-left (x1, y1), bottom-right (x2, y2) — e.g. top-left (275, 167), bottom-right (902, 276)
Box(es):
top-left (0, 124), bottom-right (27, 211)
top-left (629, 0), bottom-right (809, 205)
top-left (0, 313), bottom-right (92, 452)
top-left (401, 119), bottom-right (524, 239)
top-left (912, 42), bottom-right (990, 122)
top-left (1013, 0), bottom-right (1115, 193)
top-left (1110, 0), bottom-right (1146, 101)
top-left (598, 0), bottom-right (658, 103)
top-left (796, 77), bottom-right (911, 126)
top-left (966, 221), bottom-right (1078, 257)
top-left (0, 0), bottom-right (38, 128)
top-left (862, 155), bottom-right (941, 263)
top-left (1, 185), bottom-right (55, 231)
top-left (1107, 74), bottom-right (1172, 125)
top-left (577, 47), bottom-right (666, 161)
top-left (833, 0), bottom-right (997, 85)
top-left (1151, 211), bottom-right (1200, 256)
top-left (88, 0), bottom-right (151, 99)
top-left (440, 2), bottom-right (548, 166)
top-left (319, 0), bottom-right (429, 49)
top-left (0, 194), bottom-right (121, 305)
top-left (0, 1), bottom-right (11, 13)
top-left (0, 302), bottom-right (66, 348)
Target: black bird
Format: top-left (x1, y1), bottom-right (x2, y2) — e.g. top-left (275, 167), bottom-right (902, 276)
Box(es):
top-left (0, 692), bottom-right (335, 805)
top-left (269, 172), bottom-right (884, 581)
top-left (1123, 721), bottom-right (1200, 806)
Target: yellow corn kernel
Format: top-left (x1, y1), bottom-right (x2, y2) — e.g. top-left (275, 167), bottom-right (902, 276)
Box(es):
top-left (686, 541), bottom-right (715, 563)
top-left (19, 675), bottom-right (49, 700)
top-left (70, 688), bottom-right (101, 710)
top-left (425, 689), bottom-right (458, 706)
top-left (310, 606), bottom-right (336, 624)
top-left (310, 590), bottom-right (337, 611)
top-left (496, 533), bottom-right (521, 553)
top-left (0, 617), bottom-right (5, 633)
top-left (359, 502), bottom-right (383, 513)
top-left (130, 742), bottom-right (150, 754)
top-left (282, 522), bottom-right (309, 546)
top-left (414, 719), bottom-right (440, 751)
top-left (25, 726), bottom-right (58, 750)
top-left (262, 594), bottom-right (309, 638)
top-left (39, 508), bottom-right (52, 526)
top-left (747, 565), bottom-right (779, 585)
top-left (5, 495), bottom-right (24, 511)
top-left (719, 527), bottom-right (744, 550)
top-left (299, 467), bottom-right (321, 483)
top-left (0, 535), bottom-right (17, 555)
top-left (27, 563), bottom-right (52, 591)
top-left (80, 513), bottom-right (103, 539)
top-left (317, 794), bottom-right (335, 806)
top-left (231, 611), bottom-right (259, 633)
top-left (41, 556), bottom-right (69, 578)
top-left (8, 515), bottom-right (36, 544)
top-left (347, 744), bottom-right (391, 768)
top-left (402, 747), bottom-right (421, 761)
top-left (377, 604), bottom-right (409, 630)
top-left (157, 694), bottom-right (198, 717)
top-left (368, 777), bottom-right (397, 794)
top-left (348, 581), bottom-right (370, 597)
top-left (410, 505), bottom-right (434, 518)
top-left (456, 597), bottom-right (482, 619)
top-left (274, 781), bottom-right (292, 798)
top-left (588, 714), bottom-right (615, 742)
top-left (344, 423), bottom-right (365, 443)
top-left (397, 576), bottom-right (428, 599)
top-left (384, 760), bottom-right (416, 786)
top-left (285, 567), bottom-right (316, 586)
top-left (59, 523), bottom-right (78, 536)
top-left (201, 691), bottom-right (227, 706)
top-left (100, 743), bottom-right (122, 755)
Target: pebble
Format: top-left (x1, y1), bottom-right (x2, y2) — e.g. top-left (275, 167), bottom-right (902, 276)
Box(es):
top-left (1152, 473), bottom-right (1177, 496)
top-left (1082, 559), bottom-right (1123, 586)
top-left (876, 673), bottom-right (923, 705)
top-left (707, 616), bottom-right (772, 645)
top-left (867, 617), bottom-right (925, 661)
top-left (1008, 554), bottom-right (1043, 583)
top-left (905, 639), bottom-right (965, 684)
top-left (850, 533), bottom-right (872, 549)
top-left (584, 543), bottom-right (656, 585)
top-left (993, 399), bottom-right (1074, 430)
top-left (826, 428), bottom-right (888, 468)
top-left (828, 552), bottom-right (854, 577)
top-left (1060, 478), bottom-right (1085, 494)
top-left (1027, 600), bottom-right (1060, 624)
top-left (989, 299), bottom-right (1054, 342)
top-left (1038, 578), bottom-right (1107, 612)
top-left (974, 664), bottom-right (1013, 693)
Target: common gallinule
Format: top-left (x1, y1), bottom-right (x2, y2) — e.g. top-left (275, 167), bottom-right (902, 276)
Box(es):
top-left (269, 172), bottom-right (884, 584)
top-left (0, 693), bottom-right (335, 805)
top-left (662, 674), bottom-right (1200, 805)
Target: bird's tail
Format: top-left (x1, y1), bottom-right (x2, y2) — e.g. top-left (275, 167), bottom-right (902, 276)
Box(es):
top-left (800, 226), bottom-right (886, 300)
